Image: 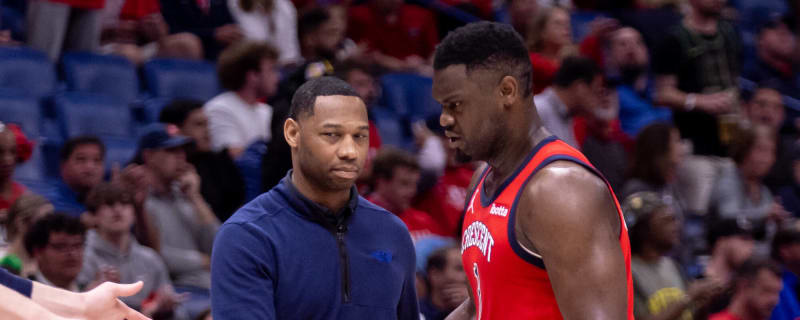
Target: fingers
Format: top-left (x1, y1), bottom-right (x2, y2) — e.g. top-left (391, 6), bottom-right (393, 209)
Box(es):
top-left (111, 281), bottom-right (144, 297)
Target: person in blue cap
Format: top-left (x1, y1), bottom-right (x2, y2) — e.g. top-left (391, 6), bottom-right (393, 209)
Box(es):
top-left (211, 76), bottom-right (419, 320)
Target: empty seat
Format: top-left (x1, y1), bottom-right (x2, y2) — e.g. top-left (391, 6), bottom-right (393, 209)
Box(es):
top-left (53, 92), bottom-right (133, 139)
top-left (0, 89), bottom-right (41, 138)
top-left (61, 51), bottom-right (139, 104)
top-left (103, 137), bottom-right (138, 169)
top-left (143, 58), bottom-right (219, 101)
top-left (378, 73), bottom-right (440, 122)
top-left (0, 46), bottom-right (57, 98)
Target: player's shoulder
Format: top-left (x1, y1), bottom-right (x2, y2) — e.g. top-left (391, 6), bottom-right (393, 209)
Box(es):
top-left (523, 160), bottom-right (609, 211)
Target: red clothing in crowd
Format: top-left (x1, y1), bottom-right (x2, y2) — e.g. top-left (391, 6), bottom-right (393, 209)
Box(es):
top-left (0, 182), bottom-right (26, 212)
top-left (709, 311), bottom-right (742, 320)
top-left (529, 52), bottom-right (560, 95)
top-left (120, 0), bottom-right (160, 19)
top-left (415, 164), bottom-right (474, 238)
top-left (348, 4), bottom-right (438, 60)
top-left (367, 195), bottom-right (446, 243)
top-left (49, 0), bottom-right (105, 9)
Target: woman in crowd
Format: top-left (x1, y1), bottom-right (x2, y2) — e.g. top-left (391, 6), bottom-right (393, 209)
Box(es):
top-left (0, 194), bottom-right (53, 276)
top-left (0, 122), bottom-right (33, 236)
top-left (622, 122), bottom-right (686, 212)
top-left (527, 5), bottom-right (573, 94)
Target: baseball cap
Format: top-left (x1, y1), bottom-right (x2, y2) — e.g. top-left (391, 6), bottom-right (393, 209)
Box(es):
top-left (707, 217), bottom-right (755, 248)
top-left (621, 192), bottom-right (668, 229)
top-left (753, 9), bottom-right (790, 33)
top-left (137, 123), bottom-right (192, 150)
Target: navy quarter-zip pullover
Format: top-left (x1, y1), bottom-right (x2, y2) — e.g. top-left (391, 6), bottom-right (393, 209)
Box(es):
top-left (211, 171), bottom-right (420, 319)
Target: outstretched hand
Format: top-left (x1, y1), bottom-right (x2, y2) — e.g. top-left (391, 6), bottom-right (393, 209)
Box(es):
top-left (77, 281), bottom-right (151, 320)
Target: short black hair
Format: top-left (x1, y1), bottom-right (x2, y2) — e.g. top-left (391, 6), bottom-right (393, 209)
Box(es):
top-left (24, 213), bottom-right (86, 256)
top-left (433, 21), bottom-right (533, 97)
top-left (158, 99), bottom-right (205, 126)
top-left (59, 136), bottom-right (105, 163)
top-left (772, 227), bottom-right (800, 263)
top-left (288, 76), bottom-right (360, 120)
top-left (553, 56), bottom-right (601, 88)
top-left (85, 182), bottom-right (133, 214)
top-left (371, 147), bottom-right (420, 183)
top-left (298, 7), bottom-right (331, 40)
top-left (733, 257), bottom-right (782, 286)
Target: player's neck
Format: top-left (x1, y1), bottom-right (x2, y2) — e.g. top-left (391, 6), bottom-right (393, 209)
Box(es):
top-left (486, 125), bottom-right (545, 185)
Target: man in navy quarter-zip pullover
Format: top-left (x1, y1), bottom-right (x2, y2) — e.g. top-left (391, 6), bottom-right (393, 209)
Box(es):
top-left (210, 76), bottom-right (420, 320)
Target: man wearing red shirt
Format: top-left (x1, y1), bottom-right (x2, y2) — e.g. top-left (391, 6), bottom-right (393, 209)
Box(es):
top-left (348, 0), bottom-right (438, 73)
top-left (368, 147), bottom-right (446, 243)
top-left (26, 0), bottom-right (105, 60)
top-left (710, 259), bottom-right (783, 320)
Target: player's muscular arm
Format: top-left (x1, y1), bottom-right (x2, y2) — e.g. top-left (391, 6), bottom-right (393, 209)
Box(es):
top-left (520, 162), bottom-right (628, 320)
top-left (445, 162), bottom-right (486, 320)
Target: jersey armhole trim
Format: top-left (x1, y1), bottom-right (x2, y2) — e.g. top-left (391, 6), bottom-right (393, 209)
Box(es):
top-left (507, 154), bottom-right (622, 270)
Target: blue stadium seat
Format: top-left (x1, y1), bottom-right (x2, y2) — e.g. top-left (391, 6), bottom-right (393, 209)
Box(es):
top-left (143, 58), bottom-right (219, 101)
top-left (0, 46), bottom-right (57, 98)
top-left (378, 73), bottom-right (440, 122)
top-left (570, 11), bottom-right (608, 42)
top-left (371, 106), bottom-right (413, 150)
top-left (0, 89), bottom-right (41, 138)
top-left (53, 92), bottom-right (133, 139)
top-left (13, 143), bottom-right (47, 182)
top-left (61, 52), bottom-right (139, 104)
top-left (103, 137), bottom-right (138, 169)
top-left (139, 97), bottom-right (172, 124)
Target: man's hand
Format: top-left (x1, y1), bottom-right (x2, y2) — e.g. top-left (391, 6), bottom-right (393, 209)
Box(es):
top-left (695, 91), bottom-right (735, 114)
top-left (177, 165), bottom-right (202, 197)
top-left (86, 266), bottom-right (122, 291)
top-left (79, 282), bottom-right (150, 320)
top-left (141, 286), bottom-right (188, 317)
top-left (442, 283), bottom-right (469, 309)
top-left (214, 24), bottom-right (243, 45)
top-left (686, 277), bottom-right (726, 309)
top-left (111, 163), bottom-right (149, 207)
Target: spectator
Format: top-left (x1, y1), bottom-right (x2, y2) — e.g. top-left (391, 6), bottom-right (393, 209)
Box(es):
top-left (622, 123), bottom-right (686, 211)
top-left (653, 0), bottom-right (741, 157)
top-left (159, 99), bottom-right (246, 222)
top-left (77, 182), bottom-right (184, 319)
top-left (25, 0), bottom-right (104, 60)
top-left (705, 219), bottom-right (757, 285)
top-left (159, 0), bottom-right (242, 60)
top-left (414, 120), bottom-right (475, 238)
top-left (0, 123), bottom-right (31, 217)
top-left (526, 6), bottom-right (573, 94)
top-left (420, 245), bottom-right (469, 320)
top-left (778, 146), bottom-right (800, 217)
top-left (770, 225), bottom-right (800, 319)
top-left (709, 124), bottom-right (787, 226)
top-left (606, 27), bottom-right (672, 136)
top-left (742, 13), bottom-right (799, 102)
top-left (137, 124), bottom-right (219, 319)
top-left (367, 147), bottom-right (446, 242)
top-left (0, 195), bottom-right (53, 277)
top-left (623, 191), bottom-right (724, 319)
top-left (227, 0), bottom-right (301, 65)
top-left (497, 0), bottom-right (539, 40)
top-left (98, 0), bottom-right (203, 65)
top-left (743, 86), bottom-right (795, 190)
top-left (297, 7), bottom-right (346, 66)
top-left (534, 56), bottom-right (602, 148)
top-left (50, 136), bottom-right (106, 217)
top-left (24, 214), bottom-right (86, 292)
top-left (204, 41), bottom-right (279, 159)
top-left (709, 258), bottom-right (782, 320)
top-left (348, 0), bottom-right (438, 73)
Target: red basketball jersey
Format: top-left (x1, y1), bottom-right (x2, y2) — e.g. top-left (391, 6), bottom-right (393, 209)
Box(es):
top-left (460, 136), bottom-right (634, 319)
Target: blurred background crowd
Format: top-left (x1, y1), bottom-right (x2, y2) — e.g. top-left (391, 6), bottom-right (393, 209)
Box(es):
top-left (0, 0), bottom-right (799, 318)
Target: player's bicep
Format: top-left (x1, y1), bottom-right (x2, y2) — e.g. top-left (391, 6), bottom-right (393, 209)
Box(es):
top-left (520, 166), bottom-right (627, 320)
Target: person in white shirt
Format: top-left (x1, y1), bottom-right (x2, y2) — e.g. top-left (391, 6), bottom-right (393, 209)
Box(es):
top-left (204, 42), bottom-right (280, 159)
top-left (227, 0), bottom-right (301, 66)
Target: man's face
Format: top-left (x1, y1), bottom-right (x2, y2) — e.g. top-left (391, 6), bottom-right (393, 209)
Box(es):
top-left (312, 19), bottom-right (345, 58)
top-left (0, 130), bottom-right (16, 181)
top-left (288, 95), bottom-right (370, 192)
top-left (61, 144), bottom-right (104, 192)
top-left (574, 75), bottom-right (604, 115)
top-left (747, 88), bottom-right (785, 131)
top-left (691, 0), bottom-right (725, 17)
top-left (610, 27), bottom-right (649, 70)
top-left (760, 23), bottom-right (797, 62)
top-left (742, 132), bottom-right (776, 179)
top-left (647, 207), bottom-right (681, 252)
top-left (378, 166), bottom-right (420, 212)
top-left (95, 202), bottom-right (135, 235)
top-left (256, 59), bottom-right (280, 99)
top-left (428, 248), bottom-right (469, 310)
top-left (144, 147), bottom-right (187, 183)
top-left (744, 270), bottom-right (783, 318)
top-left (509, 0), bottom-right (538, 33)
top-left (35, 232), bottom-right (85, 286)
top-left (346, 69), bottom-right (378, 105)
top-left (434, 65), bottom-right (507, 164)
top-left (180, 110), bottom-right (212, 152)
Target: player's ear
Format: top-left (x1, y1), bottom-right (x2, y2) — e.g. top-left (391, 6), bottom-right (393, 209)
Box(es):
top-left (499, 75), bottom-right (519, 109)
top-left (284, 118), bottom-right (300, 148)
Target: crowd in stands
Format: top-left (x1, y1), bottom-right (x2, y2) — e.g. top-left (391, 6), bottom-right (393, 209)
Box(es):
top-left (2, 0), bottom-right (800, 319)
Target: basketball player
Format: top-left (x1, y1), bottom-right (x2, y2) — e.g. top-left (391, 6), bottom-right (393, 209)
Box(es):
top-left (434, 22), bottom-right (634, 319)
